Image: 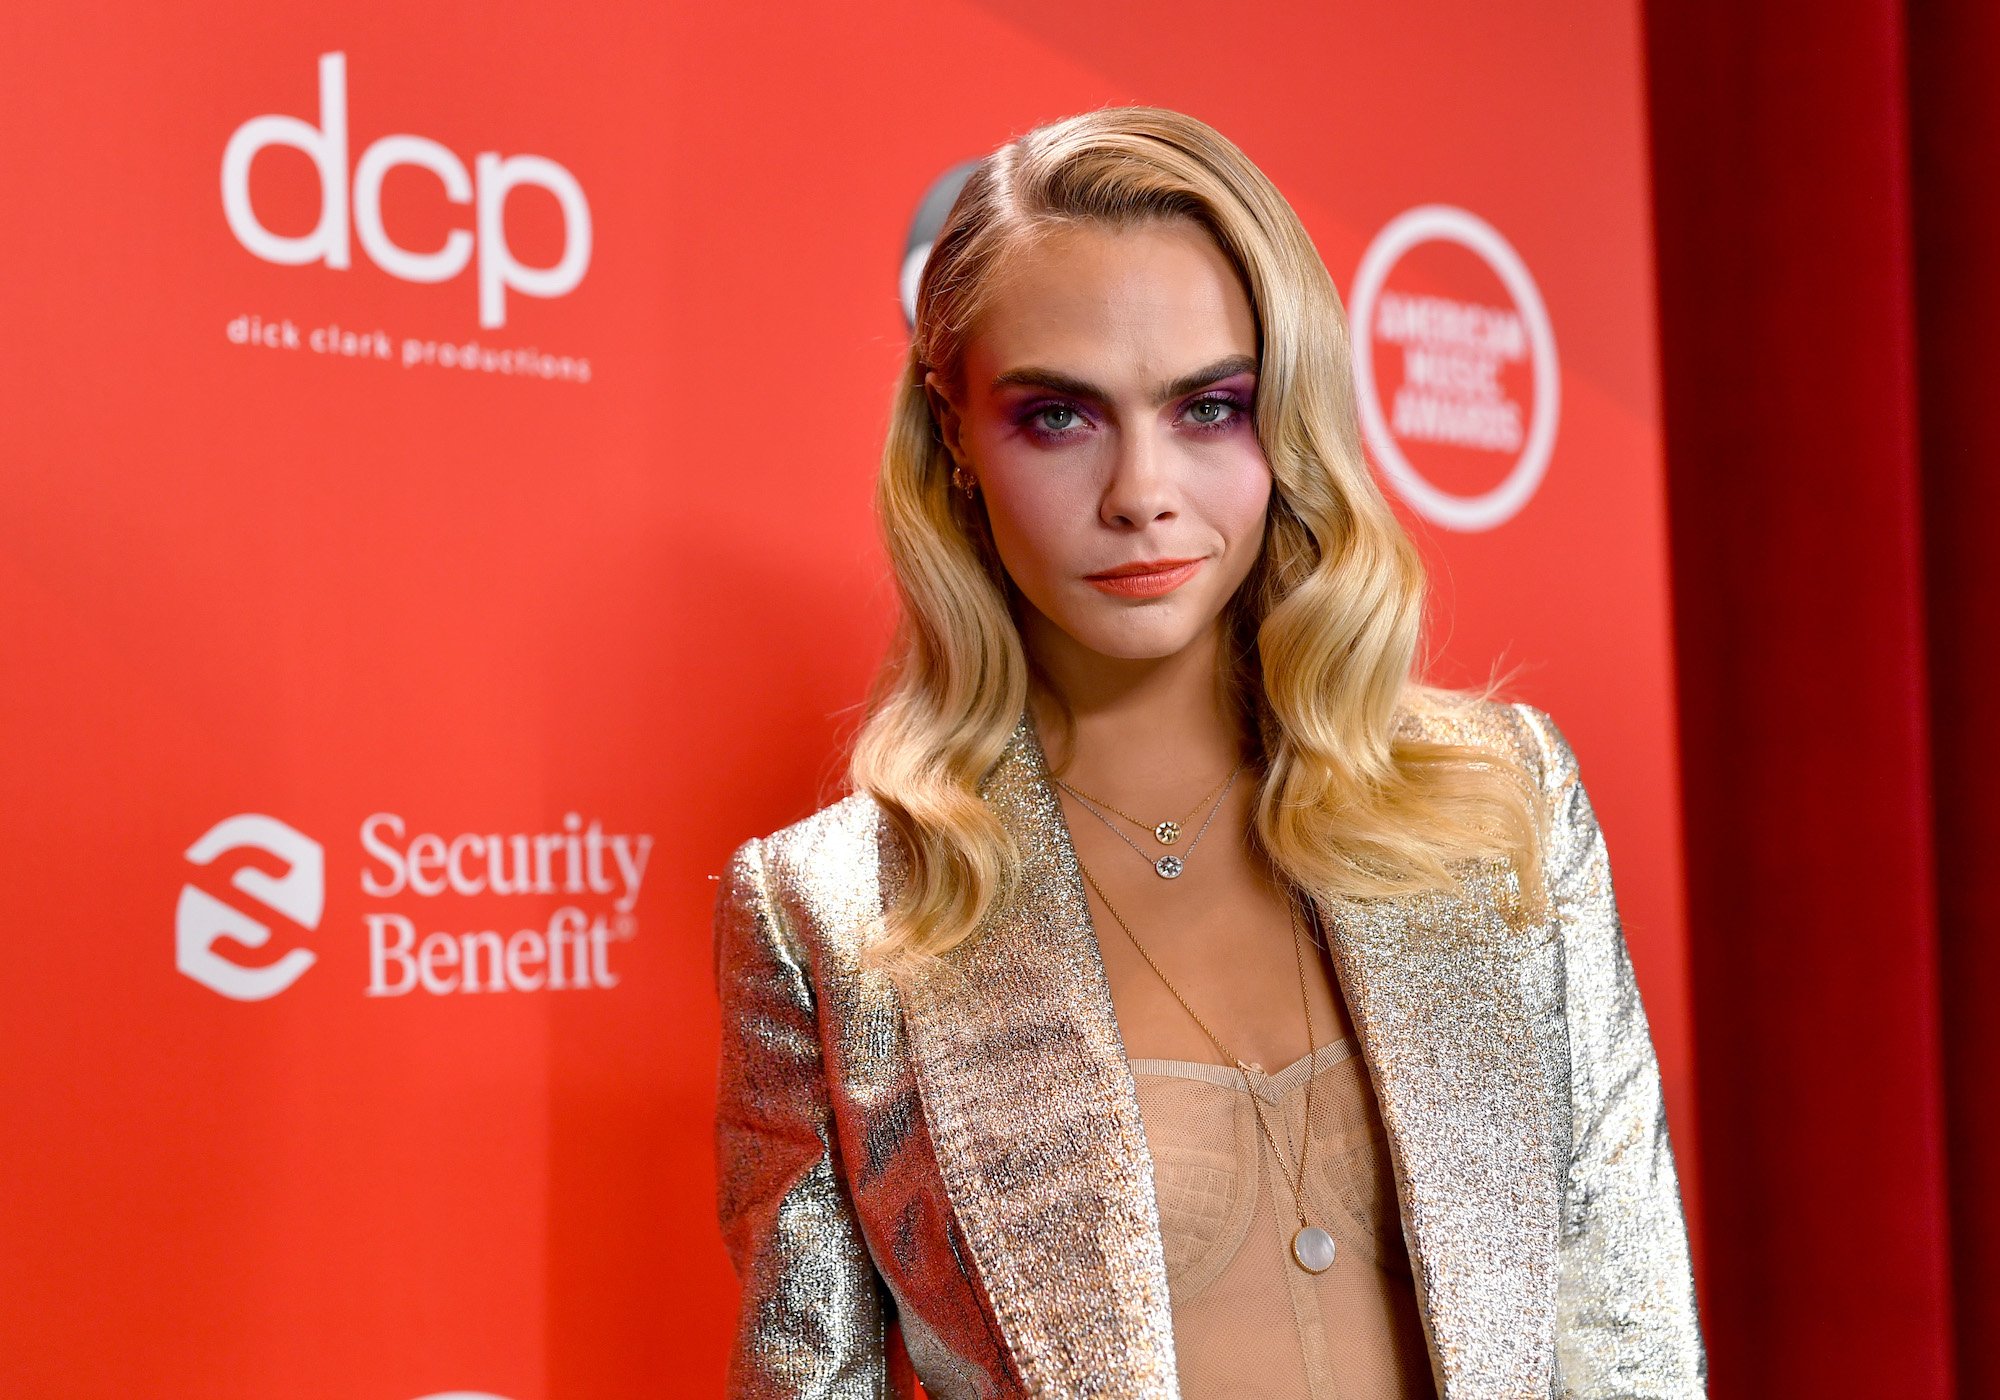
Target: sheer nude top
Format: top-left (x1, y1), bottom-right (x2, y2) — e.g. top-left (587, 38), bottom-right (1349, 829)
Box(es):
top-left (1126, 1035), bottom-right (1438, 1398)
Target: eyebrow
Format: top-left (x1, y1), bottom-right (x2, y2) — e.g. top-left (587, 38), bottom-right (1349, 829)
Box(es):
top-left (988, 353), bottom-right (1257, 406)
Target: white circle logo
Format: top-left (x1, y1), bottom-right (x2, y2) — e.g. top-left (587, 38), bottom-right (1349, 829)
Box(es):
top-left (1349, 205), bottom-right (1559, 532)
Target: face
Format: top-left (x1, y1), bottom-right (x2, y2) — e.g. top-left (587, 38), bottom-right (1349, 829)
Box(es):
top-left (926, 217), bottom-right (1272, 671)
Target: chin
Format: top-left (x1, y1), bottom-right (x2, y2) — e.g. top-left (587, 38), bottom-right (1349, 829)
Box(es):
top-left (1068, 611), bottom-right (1210, 661)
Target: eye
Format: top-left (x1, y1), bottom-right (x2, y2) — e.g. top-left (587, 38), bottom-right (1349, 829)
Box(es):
top-left (1184, 393), bottom-right (1249, 432)
top-left (1018, 400), bottom-right (1092, 443)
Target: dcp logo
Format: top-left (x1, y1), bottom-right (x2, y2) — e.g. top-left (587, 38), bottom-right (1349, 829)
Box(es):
top-left (177, 814), bottom-right (323, 1002)
top-left (221, 51), bottom-right (592, 329)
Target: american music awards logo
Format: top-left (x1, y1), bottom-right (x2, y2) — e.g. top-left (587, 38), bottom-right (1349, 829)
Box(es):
top-left (1350, 205), bottom-right (1561, 532)
top-left (177, 810), bottom-right (652, 1002)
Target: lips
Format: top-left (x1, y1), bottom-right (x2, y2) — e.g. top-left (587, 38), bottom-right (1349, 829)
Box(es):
top-left (1083, 556), bottom-right (1206, 598)
top-left (1085, 556), bottom-right (1204, 580)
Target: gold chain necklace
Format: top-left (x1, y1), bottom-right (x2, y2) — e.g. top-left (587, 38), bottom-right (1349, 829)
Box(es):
top-left (1059, 763), bottom-right (1245, 879)
top-left (1075, 857), bottom-right (1340, 1274)
top-left (1053, 762), bottom-right (1237, 847)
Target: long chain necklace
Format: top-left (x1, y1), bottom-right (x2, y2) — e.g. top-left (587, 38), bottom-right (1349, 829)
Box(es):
top-left (1074, 856), bottom-right (1340, 1275)
top-left (1056, 762), bottom-right (1246, 879)
top-left (1054, 763), bottom-right (1237, 847)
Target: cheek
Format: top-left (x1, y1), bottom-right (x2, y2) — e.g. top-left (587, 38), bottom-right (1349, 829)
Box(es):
top-left (1197, 446), bottom-right (1276, 544)
top-left (969, 429), bottom-right (1090, 573)
top-left (983, 473), bottom-right (1093, 578)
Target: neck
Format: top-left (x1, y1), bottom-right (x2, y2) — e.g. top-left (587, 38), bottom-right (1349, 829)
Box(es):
top-left (1023, 613), bottom-right (1256, 805)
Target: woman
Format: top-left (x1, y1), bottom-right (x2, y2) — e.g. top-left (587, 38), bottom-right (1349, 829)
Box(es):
top-left (712, 106), bottom-right (1705, 1398)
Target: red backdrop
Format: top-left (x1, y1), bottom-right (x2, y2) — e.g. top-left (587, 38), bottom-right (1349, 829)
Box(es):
top-left (2, 4), bottom-right (1695, 1394)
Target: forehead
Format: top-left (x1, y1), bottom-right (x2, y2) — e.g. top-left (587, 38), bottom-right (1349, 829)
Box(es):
top-left (965, 218), bottom-right (1257, 386)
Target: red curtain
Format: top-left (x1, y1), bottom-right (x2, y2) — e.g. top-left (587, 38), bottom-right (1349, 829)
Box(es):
top-left (1643, 1), bottom-right (1995, 1393)
top-left (1910, 0), bottom-right (2000, 1392)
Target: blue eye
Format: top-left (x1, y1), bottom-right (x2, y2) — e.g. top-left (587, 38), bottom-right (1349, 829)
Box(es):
top-left (1185, 394), bottom-right (1247, 431)
top-left (1184, 396), bottom-right (1232, 430)
top-left (1015, 401), bottom-right (1095, 443)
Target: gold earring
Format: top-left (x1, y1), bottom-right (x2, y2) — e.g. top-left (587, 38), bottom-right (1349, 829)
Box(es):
top-left (951, 464), bottom-right (978, 498)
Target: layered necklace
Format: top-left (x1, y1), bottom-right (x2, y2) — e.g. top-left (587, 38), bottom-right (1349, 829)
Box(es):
top-left (1053, 759), bottom-right (1245, 879)
top-left (1058, 758), bottom-right (1341, 1275)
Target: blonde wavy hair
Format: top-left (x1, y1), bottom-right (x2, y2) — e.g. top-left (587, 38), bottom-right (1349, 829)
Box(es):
top-left (848, 105), bottom-right (1547, 979)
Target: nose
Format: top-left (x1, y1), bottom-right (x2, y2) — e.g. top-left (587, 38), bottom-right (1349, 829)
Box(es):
top-left (1099, 423), bottom-right (1177, 528)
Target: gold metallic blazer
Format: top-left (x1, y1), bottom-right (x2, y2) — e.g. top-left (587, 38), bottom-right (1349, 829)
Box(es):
top-left (711, 700), bottom-right (1707, 1398)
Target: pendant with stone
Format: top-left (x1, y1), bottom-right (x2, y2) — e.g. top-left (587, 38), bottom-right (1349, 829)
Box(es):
top-left (1154, 854), bottom-right (1184, 879)
top-left (1292, 1224), bottom-right (1337, 1273)
top-left (1154, 820), bottom-right (1181, 845)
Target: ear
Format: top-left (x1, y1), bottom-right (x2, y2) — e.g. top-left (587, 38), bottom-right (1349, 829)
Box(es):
top-left (922, 369), bottom-right (969, 469)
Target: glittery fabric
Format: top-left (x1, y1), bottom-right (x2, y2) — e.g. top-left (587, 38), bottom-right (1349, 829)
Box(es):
top-left (711, 699), bottom-right (1707, 1398)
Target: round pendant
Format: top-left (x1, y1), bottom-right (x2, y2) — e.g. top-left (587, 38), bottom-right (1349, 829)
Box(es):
top-left (1154, 854), bottom-right (1184, 879)
top-left (1292, 1224), bottom-right (1337, 1274)
top-left (1154, 820), bottom-right (1181, 845)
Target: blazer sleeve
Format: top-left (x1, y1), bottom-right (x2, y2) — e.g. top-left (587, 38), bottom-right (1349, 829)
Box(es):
top-left (712, 834), bottom-right (889, 1398)
top-left (1513, 704), bottom-right (1709, 1398)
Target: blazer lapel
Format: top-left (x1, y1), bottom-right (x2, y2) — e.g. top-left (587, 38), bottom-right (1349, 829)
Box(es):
top-left (894, 710), bottom-right (1179, 1398)
top-left (1310, 878), bottom-right (1564, 1395)
top-left (894, 707), bottom-right (1563, 1398)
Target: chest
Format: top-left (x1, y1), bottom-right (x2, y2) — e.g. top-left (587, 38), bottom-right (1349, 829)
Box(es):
top-left (1073, 831), bottom-right (1360, 1075)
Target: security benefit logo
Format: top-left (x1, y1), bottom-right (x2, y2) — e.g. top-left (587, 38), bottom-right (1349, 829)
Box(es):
top-left (177, 815), bottom-right (324, 1002)
top-left (177, 812), bottom-right (653, 1002)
